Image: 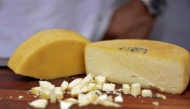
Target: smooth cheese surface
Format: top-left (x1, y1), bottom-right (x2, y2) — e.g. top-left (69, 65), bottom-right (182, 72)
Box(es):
top-left (8, 29), bottom-right (91, 79)
top-left (85, 39), bottom-right (190, 94)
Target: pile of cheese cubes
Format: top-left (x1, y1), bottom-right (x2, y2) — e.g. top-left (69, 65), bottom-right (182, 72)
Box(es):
top-left (29, 73), bottom-right (159, 109)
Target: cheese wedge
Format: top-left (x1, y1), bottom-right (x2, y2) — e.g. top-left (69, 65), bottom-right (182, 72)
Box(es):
top-left (8, 29), bottom-right (91, 79)
top-left (85, 39), bottom-right (190, 94)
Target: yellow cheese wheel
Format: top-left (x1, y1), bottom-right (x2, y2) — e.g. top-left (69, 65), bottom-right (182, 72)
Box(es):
top-left (8, 29), bottom-right (91, 79)
top-left (85, 39), bottom-right (190, 94)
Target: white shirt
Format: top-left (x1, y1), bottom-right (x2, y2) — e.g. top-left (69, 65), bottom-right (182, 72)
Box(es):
top-left (0, 0), bottom-right (128, 58)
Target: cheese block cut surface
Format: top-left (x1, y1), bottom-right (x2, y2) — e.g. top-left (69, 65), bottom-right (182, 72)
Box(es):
top-left (8, 29), bottom-right (91, 79)
top-left (85, 40), bottom-right (190, 94)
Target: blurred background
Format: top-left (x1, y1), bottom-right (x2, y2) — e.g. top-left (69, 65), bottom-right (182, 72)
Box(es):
top-left (0, 0), bottom-right (190, 65)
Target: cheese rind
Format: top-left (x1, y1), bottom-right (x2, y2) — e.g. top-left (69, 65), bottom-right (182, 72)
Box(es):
top-left (85, 39), bottom-right (190, 94)
top-left (8, 29), bottom-right (91, 79)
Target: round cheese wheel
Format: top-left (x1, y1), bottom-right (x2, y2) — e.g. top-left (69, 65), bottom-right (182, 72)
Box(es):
top-left (8, 29), bottom-right (91, 79)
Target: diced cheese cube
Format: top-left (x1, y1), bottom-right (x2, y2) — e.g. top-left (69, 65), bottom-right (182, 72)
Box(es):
top-left (141, 89), bottom-right (152, 97)
top-left (59, 101), bottom-right (73, 109)
top-left (81, 73), bottom-right (94, 83)
top-left (78, 92), bottom-right (98, 106)
top-left (39, 81), bottom-right (52, 91)
top-left (68, 78), bottom-right (83, 90)
top-left (41, 90), bottom-right (50, 99)
top-left (61, 81), bottom-right (68, 91)
top-left (81, 83), bottom-right (96, 93)
top-left (103, 83), bottom-right (115, 92)
top-left (131, 83), bottom-right (141, 97)
top-left (114, 95), bottom-right (123, 102)
top-left (95, 95), bottom-right (120, 107)
top-left (71, 88), bottom-right (81, 97)
top-left (29, 99), bottom-right (48, 108)
top-left (94, 76), bottom-right (106, 86)
top-left (31, 87), bottom-right (42, 95)
top-left (73, 73), bottom-right (94, 90)
top-left (64, 98), bottom-right (78, 104)
top-left (122, 84), bottom-right (130, 94)
top-left (55, 87), bottom-right (64, 100)
top-left (97, 94), bottom-right (108, 101)
top-left (96, 84), bottom-right (103, 90)
top-left (78, 93), bottom-right (91, 106)
top-left (50, 85), bottom-right (56, 103)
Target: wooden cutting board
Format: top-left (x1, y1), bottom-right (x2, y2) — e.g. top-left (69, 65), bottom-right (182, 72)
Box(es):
top-left (0, 67), bottom-right (190, 109)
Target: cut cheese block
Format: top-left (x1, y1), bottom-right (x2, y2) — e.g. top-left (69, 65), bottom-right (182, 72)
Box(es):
top-left (85, 39), bottom-right (190, 94)
top-left (8, 29), bottom-right (91, 79)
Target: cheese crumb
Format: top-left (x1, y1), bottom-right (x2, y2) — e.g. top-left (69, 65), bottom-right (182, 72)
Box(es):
top-left (18, 96), bottom-right (23, 99)
top-left (153, 93), bottom-right (166, 99)
top-left (114, 95), bottom-right (123, 102)
top-left (152, 101), bottom-right (159, 106)
top-left (29, 99), bottom-right (48, 108)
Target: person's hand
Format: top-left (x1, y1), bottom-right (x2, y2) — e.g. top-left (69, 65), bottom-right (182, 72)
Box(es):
top-left (103, 0), bottom-right (155, 40)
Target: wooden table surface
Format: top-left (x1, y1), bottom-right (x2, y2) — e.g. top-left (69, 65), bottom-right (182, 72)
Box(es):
top-left (0, 67), bottom-right (190, 109)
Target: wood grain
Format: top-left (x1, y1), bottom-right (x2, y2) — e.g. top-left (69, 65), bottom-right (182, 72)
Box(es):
top-left (0, 67), bottom-right (190, 109)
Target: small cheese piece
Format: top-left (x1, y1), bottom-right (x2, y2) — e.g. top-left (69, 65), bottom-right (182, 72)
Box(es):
top-left (122, 84), bottom-right (130, 95)
top-left (73, 73), bottom-right (94, 90)
top-left (153, 93), bottom-right (166, 99)
top-left (61, 81), bottom-right (68, 91)
top-left (64, 98), bottom-right (78, 104)
top-left (85, 39), bottom-right (190, 94)
top-left (114, 95), bottom-right (123, 102)
top-left (55, 87), bottom-right (64, 100)
top-left (98, 94), bottom-right (108, 101)
top-left (50, 85), bottom-right (56, 103)
top-left (95, 94), bottom-right (120, 107)
top-left (131, 83), bottom-right (141, 97)
top-left (29, 99), bottom-right (48, 108)
top-left (96, 84), bottom-right (103, 90)
top-left (39, 81), bottom-right (53, 91)
top-left (78, 92), bottom-right (98, 106)
top-left (78, 94), bottom-right (89, 106)
top-left (8, 29), bottom-right (91, 79)
top-left (103, 83), bottom-right (115, 92)
top-left (152, 101), bottom-right (159, 106)
top-left (81, 83), bottom-right (97, 93)
top-left (68, 78), bottom-right (83, 90)
top-left (31, 87), bottom-right (42, 95)
top-left (141, 89), bottom-right (152, 97)
top-left (71, 88), bottom-right (81, 97)
top-left (94, 76), bottom-right (106, 86)
top-left (41, 90), bottom-right (50, 99)
top-left (59, 101), bottom-right (73, 109)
